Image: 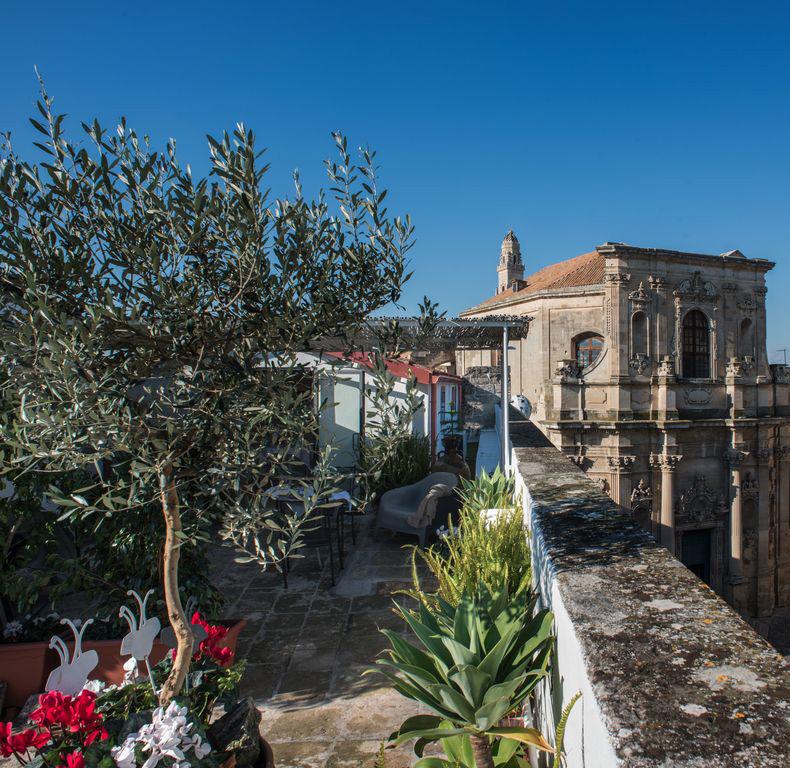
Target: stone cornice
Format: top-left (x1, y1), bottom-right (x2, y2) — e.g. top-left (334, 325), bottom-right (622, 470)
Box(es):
top-left (596, 243), bottom-right (775, 272)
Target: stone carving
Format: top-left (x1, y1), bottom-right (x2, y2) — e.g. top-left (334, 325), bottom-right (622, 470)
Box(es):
top-left (674, 271), bottom-right (719, 303)
top-left (724, 449), bottom-right (747, 467)
top-left (629, 353), bottom-right (650, 376)
top-left (608, 455), bottom-right (636, 470)
top-left (676, 475), bottom-right (726, 524)
top-left (630, 478), bottom-right (653, 512)
top-left (604, 298), bottom-right (612, 335)
top-left (628, 282), bottom-right (651, 307)
top-left (657, 355), bottom-right (676, 377)
top-left (737, 295), bottom-right (757, 312)
top-left (771, 364), bottom-right (790, 384)
top-left (555, 358), bottom-right (582, 381)
top-left (648, 275), bottom-right (665, 291)
top-left (595, 476), bottom-right (610, 493)
top-left (722, 281), bottom-right (738, 293)
top-left (568, 453), bottom-right (586, 467)
top-left (755, 447), bottom-right (771, 463)
top-left (682, 387), bottom-right (712, 406)
top-left (741, 356), bottom-right (755, 375)
top-left (741, 472), bottom-right (759, 499)
top-left (606, 272), bottom-right (631, 285)
top-left (726, 357), bottom-right (743, 378)
top-left (650, 453), bottom-right (682, 471)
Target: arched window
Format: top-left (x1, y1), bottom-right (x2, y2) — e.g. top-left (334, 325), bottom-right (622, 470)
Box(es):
top-left (682, 310), bottom-right (710, 378)
top-left (632, 312), bottom-right (648, 356)
top-left (739, 318), bottom-right (754, 357)
top-left (574, 333), bottom-right (604, 369)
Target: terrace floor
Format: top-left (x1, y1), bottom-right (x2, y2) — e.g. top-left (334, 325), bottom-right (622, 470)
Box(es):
top-left (209, 515), bottom-right (430, 768)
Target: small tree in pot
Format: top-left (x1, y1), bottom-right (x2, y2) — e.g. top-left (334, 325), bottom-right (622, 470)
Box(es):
top-left (0, 82), bottom-right (413, 703)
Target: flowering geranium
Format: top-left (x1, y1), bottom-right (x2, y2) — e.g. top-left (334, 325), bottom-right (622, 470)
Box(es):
top-left (111, 701), bottom-right (212, 768)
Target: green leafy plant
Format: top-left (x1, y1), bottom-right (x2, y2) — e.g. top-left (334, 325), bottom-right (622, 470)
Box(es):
top-left (375, 584), bottom-right (554, 768)
top-left (408, 503), bottom-right (531, 608)
top-left (457, 468), bottom-right (515, 516)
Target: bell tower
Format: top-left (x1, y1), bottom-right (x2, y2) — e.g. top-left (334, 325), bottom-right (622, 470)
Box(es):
top-left (497, 230), bottom-right (524, 293)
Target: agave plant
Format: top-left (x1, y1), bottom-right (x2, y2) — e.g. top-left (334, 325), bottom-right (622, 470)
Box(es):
top-left (457, 467), bottom-right (516, 515)
top-left (376, 584), bottom-right (555, 768)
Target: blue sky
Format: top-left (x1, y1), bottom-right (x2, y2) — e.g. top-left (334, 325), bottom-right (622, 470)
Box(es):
top-left (2, 1), bottom-right (789, 358)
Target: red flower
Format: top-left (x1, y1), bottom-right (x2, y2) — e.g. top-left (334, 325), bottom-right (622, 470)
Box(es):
top-left (190, 612), bottom-right (235, 667)
top-left (0, 723), bottom-right (50, 758)
top-left (62, 749), bottom-right (85, 768)
top-left (30, 690), bottom-right (107, 748)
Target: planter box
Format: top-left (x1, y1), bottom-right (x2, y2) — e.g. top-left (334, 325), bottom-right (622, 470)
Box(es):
top-left (0, 640), bottom-right (56, 713)
top-left (0, 619), bottom-right (246, 716)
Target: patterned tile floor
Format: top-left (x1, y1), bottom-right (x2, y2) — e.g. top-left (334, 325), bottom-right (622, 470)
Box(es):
top-left (210, 516), bottom-right (431, 767)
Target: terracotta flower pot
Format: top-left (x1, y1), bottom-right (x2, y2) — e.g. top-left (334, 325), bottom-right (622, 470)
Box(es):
top-left (0, 640), bottom-right (57, 712)
top-left (0, 618), bottom-right (246, 715)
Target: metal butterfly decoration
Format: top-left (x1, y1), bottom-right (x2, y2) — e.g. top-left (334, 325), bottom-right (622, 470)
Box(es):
top-left (45, 619), bottom-right (99, 695)
top-left (119, 589), bottom-right (161, 694)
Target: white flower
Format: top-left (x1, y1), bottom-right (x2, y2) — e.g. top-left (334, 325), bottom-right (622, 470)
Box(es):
top-left (82, 679), bottom-right (106, 694)
top-left (112, 702), bottom-right (212, 768)
top-left (112, 739), bottom-right (137, 768)
top-left (3, 620), bottom-right (23, 639)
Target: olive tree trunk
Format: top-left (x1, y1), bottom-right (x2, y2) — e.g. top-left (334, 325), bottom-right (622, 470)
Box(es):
top-left (158, 463), bottom-right (194, 704)
top-left (470, 735), bottom-right (495, 768)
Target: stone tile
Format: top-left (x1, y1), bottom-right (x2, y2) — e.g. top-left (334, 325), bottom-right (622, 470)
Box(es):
top-left (210, 516), bottom-right (428, 767)
top-left (238, 663), bottom-right (285, 702)
top-left (264, 701), bottom-right (345, 742)
top-left (266, 740), bottom-right (333, 768)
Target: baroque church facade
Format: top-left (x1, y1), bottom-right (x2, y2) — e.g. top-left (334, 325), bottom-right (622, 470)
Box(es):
top-left (458, 232), bottom-right (790, 622)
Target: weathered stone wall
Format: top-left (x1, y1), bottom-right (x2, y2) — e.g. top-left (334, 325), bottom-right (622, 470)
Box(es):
top-left (509, 410), bottom-right (790, 767)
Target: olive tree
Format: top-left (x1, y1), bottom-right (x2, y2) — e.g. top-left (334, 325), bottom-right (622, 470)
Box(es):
top-left (0, 84), bottom-right (413, 702)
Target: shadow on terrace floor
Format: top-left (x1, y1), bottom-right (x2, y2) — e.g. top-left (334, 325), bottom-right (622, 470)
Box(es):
top-left (209, 516), bottom-right (432, 768)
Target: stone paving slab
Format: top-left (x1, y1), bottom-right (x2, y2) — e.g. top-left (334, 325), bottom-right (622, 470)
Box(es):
top-left (213, 517), bottom-right (432, 768)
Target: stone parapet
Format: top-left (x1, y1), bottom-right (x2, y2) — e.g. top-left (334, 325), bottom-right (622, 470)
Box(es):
top-left (509, 412), bottom-right (790, 767)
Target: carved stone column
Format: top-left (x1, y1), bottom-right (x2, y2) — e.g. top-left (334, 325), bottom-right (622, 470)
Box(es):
top-left (656, 356), bottom-right (678, 421)
top-left (756, 446), bottom-right (776, 617)
top-left (725, 449), bottom-right (747, 581)
top-left (778, 445), bottom-right (790, 607)
top-left (651, 452), bottom-right (682, 554)
top-left (608, 456), bottom-right (636, 507)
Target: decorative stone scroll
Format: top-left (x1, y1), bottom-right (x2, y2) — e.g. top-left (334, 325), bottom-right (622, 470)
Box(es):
top-left (605, 272), bottom-right (631, 285)
top-left (555, 358), bottom-right (582, 381)
top-left (771, 364), bottom-right (790, 384)
top-left (648, 275), bottom-right (665, 291)
top-left (726, 357), bottom-right (744, 378)
top-left (630, 478), bottom-right (653, 512)
top-left (628, 282), bottom-right (651, 308)
top-left (629, 353), bottom-right (650, 376)
top-left (676, 475), bottom-right (726, 525)
top-left (673, 271), bottom-right (720, 303)
top-left (737, 294), bottom-right (758, 312)
top-left (657, 355), bottom-right (676, 377)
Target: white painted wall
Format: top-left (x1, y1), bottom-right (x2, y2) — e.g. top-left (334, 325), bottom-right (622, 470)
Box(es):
top-left (512, 451), bottom-right (620, 768)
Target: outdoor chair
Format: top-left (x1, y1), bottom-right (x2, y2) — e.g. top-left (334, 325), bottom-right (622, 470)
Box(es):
top-left (270, 484), bottom-right (344, 587)
top-left (376, 472), bottom-right (458, 547)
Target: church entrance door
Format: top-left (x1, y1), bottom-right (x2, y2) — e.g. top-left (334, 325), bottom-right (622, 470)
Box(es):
top-left (681, 528), bottom-right (713, 585)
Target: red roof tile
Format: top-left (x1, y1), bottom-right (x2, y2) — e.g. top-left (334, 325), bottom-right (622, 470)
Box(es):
top-left (465, 250), bottom-right (605, 312)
